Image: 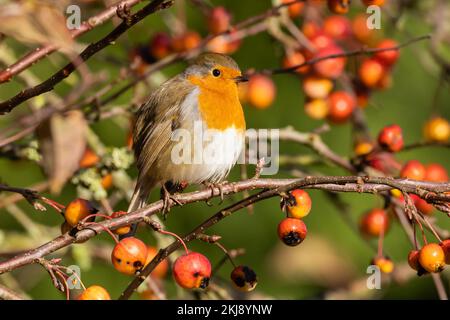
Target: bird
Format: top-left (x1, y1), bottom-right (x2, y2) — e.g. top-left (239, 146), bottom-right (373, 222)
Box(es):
top-left (126, 52), bottom-right (247, 233)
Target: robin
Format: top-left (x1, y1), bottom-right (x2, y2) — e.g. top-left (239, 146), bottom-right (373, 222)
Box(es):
top-left (127, 52), bottom-right (247, 232)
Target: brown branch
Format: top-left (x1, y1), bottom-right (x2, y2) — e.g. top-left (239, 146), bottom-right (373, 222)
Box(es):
top-left (277, 126), bottom-right (356, 173)
top-left (0, 183), bottom-right (45, 211)
top-left (0, 0), bottom-right (145, 84)
top-left (0, 0), bottom-right (173, 115)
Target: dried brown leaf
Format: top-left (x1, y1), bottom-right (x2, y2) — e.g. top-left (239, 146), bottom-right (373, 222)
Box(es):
top-left (37, 110), bottom-right (87, 194)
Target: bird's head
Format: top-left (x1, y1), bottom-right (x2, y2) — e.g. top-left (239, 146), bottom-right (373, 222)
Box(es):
top-left (185, 53), bottom-right (247, 92)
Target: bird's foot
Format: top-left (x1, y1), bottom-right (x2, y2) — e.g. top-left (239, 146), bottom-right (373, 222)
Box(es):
top-left (160, 183), bottom-right (183, 220)
top-left (203, 181), bottom-right (228, 205)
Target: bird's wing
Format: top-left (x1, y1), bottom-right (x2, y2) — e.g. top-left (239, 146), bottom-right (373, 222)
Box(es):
top-left (133, 75), bottom-right (196, 184)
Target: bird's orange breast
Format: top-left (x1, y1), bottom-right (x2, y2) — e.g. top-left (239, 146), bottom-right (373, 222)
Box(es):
top-left (188, 75), bottom-right (246, 131)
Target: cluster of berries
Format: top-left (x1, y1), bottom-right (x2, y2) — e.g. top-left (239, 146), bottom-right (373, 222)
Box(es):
top-left (60, 197), bottom-right (258, 299)
top-left (278, 189), bottom-right (312, 246)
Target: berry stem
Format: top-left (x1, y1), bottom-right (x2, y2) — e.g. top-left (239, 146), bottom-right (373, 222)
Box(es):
top-left (83, 222), bottom-right (119, 245)
top-left (157, 229), bottom-right (189, 254)
top-left (41, 197), bottom-right (65, 213)
top-left (214, 242), bottom-right (237, 268)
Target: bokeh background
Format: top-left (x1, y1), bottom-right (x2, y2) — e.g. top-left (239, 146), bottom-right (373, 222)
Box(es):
top-left (0, 0), bottom-right (449, 299)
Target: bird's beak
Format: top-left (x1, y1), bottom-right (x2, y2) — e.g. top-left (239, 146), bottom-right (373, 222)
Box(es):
top-left (234, 75), bottom-right (248, 83)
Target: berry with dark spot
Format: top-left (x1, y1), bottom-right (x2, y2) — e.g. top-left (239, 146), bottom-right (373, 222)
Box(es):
top-left (111, 237), bottom-right (148, 275)
top-left (419, 243), bottom-right (445, 273)
top-left (230, 265), bottom-right (258, 292)
top-left (277, 218), bottom-right (307, 246)
top-left (173, 252), bottom-right (211, 289)
top-left (285, 189), bottom-right (312, 219)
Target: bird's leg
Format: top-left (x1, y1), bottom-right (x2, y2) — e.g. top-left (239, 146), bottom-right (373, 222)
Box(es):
top-left (160, 181), bottom-right (184, 219)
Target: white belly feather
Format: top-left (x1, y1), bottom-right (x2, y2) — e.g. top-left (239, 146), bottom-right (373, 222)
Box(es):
top-left (155, 87), bottom-right (245, 184)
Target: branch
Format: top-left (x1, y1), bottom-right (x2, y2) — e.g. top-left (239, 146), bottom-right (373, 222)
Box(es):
top-left (0, 183), bottom-right (45, 211)
top-left (0, 0), bottom-right (173, 115)
top-left (0, 0), bottom-right (145, 84)
top-left (277, 126), bottom-right (356, 173)
top-left (0, 176), bottom-right (448, 275)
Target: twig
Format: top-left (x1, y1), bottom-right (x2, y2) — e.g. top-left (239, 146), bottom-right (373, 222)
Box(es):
top-left (0, 0), bottom-right (173, 114)
top-left (0, 0), bottom-right (146, 84)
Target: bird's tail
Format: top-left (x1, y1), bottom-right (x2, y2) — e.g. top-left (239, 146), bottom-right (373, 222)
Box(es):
top-left (119, 180), bottom-right (154, 239)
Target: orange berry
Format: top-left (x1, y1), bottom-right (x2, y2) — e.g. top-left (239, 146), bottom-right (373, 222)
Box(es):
top-left (352, 14), bottom-right (379, 45)
top-left (79, 148), bottom-right (100, 168)
top-left (101, 173), bottom-right (113, 190)
top-left (286, 189), bottom-right (312, 219)
top-left (144, 246), bottom-right (169, 279)
top-left (425, 164), bottom-right (448, 182)
top-left (302, 75), bottom-right (334, 99)
top-left (230, 265), bottom-right (258, 292)
top-left (246, 74), bottom-right (276, 109)
top-left (423, 117), bottom-right (450, 143)
top-left (354, 141), bottom-right (375, 156)
top-left (149, 32), bottom-right (172, 60)
top-left (64, 198), bottom-right (97, 227)
top-left (76, 285), bottom-right (111, 300)
top-left (111, 211), bottom-right (131, 236)
top-left (372, 256), bottom-right (394, 274)
top-left (173, 252), bottom-right (211, 289)
top-left (282, 0), bottom-right (305, 18)
top-left (283, 51), bottom-right (308, 74)
top-left (323, 15), bottom-right (352, 40)
top-left (304, 98), bottom-right (329, 120)
top-left (419, 243), bottom-right (445, 273)
top-left (400, 160), bottom-right (426, 181)
top-left (358, 58), bottom-right (385, 88)
top-left (111, 237), bottom-right (148, 275)
top-left (327, 0), bottom-right (351, 14)
top-left (327, 91), bottom-right (356, 124)
top-left (313, 45), bottom-right (346, 79)
top-left (207, 6), bottom-right (231, 34)
top-left (360, 208), bottom-right (389, 237)
top-left (374, 39), bottom-right (400, 66)
top-left (440, 239), bottom-right (450, 265)
top-left (277, 218), bottom-right (307, 247)
top-left (172, 31), bottom-right (201, 52)
top-left (362, 0), bottom-right (385, 6)
top-left (377, 124), bottom-right (403, 152)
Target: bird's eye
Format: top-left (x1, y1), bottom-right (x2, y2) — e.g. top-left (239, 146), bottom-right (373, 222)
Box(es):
top-left (212, 69), bottom-right (221, 77)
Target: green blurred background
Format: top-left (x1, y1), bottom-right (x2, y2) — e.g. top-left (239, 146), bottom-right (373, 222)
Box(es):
top-left (0, 0), bottom-right (449, 299)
